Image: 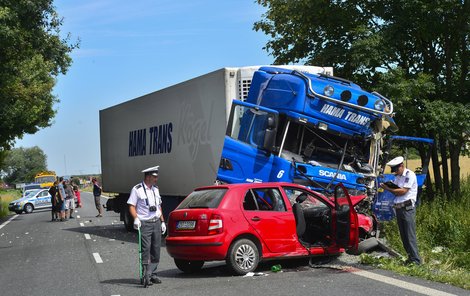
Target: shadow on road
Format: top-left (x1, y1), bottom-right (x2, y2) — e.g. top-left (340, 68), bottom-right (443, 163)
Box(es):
top-left (100, 278), bottom-right (142, 288)
top-left (158, 258), bottom-right (317, 279)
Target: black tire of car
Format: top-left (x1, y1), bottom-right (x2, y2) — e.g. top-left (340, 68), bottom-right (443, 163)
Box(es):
top-left (15, 211), bottom-right (22, 215)
top-left (226, 238), bottom-right (259, 275)
top-left (24, 203), bottom-right (33, 214)
top-left (174, 259), bottom-right (204, 273)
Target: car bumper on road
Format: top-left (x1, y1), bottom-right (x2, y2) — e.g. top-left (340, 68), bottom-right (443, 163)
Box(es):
top-left (165, 235), bottom-right (228, 260)
top-left (8, 204), bottom-right (21, 212)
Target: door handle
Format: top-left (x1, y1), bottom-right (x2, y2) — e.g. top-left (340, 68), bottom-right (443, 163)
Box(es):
top-left (251, 216), bottom-right (261, 221)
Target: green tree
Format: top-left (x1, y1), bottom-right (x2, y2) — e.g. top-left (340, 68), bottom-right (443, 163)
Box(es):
top-left (0, 1), bottom-right (77, 153)
top-left (2, 146), bottom-right (47, 184)
top-left (255, 0), bottom-right (470, 196)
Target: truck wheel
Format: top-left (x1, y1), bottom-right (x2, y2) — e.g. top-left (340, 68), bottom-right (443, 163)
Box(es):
top-left (123, 209), bottom-right (134, 232)
top-left (174, 259), bottom-right (204, 273)
top-left (24, 203), bottom-right (34, 214)
top-left (226, 238), bottom-right (259, 275)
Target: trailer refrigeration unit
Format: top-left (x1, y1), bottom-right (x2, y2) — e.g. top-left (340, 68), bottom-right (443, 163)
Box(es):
top-left (100, 65), bottom-right (428, 232)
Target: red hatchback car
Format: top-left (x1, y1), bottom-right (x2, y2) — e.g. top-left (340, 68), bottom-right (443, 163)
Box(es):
top-left (166, 182), bottom-right (377, 275)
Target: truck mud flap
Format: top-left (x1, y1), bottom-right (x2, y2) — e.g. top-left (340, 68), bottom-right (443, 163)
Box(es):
top-left (105, 199), bottom-right (117, 212)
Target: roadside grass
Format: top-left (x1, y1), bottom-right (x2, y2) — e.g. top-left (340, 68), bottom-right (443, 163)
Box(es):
top-left (361, 176), bottom-right (470, 290)
top-left (0, 189), bottom-right (21, 218)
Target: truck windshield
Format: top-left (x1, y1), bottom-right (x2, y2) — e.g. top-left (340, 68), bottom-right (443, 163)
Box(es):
top-left (279, 119), bottom-right (372, 172)
top-left (35, 176), bottom-right (56, 183)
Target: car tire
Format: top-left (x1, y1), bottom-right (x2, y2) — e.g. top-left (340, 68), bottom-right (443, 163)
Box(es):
top-left (24, 203), bottom-right (34, 214)
top-left (174, 259), bottom-right (204, 273)
top-left (15, 211), bottom-right (22, 215)
top-left (226, 238), bottom-right (259, 275)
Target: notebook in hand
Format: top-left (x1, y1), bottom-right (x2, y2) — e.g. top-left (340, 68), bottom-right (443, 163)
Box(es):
top-left (384, 181), bottom-right (399, 189)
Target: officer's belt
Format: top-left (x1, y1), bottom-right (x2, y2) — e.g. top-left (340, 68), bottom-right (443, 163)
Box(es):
top-left (142, 217), bottom-right (160, 223)
top-left (393, 199), bottom-right (412, 209)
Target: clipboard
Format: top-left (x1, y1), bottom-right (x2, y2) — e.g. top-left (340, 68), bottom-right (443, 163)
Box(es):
top-left (384, 181), bottom-right (400, 189)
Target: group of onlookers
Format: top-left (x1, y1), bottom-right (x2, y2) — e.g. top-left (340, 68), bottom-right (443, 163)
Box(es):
top-left (48, 177), bottom-right (82, 222)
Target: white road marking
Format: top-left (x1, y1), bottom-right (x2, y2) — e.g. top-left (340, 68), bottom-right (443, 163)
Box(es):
top-left (80, 223), bottom-right (85, 227)
top-left (75, 210), bottom-right (78, 213)
top-left (84, 233), bottom-right (91, 240)
top-left (93, 252), bottom-right (103, 264)
top-left (0, 215), bottom-right (18, 230)
top-left (349, 268), bottom-right (457, 296)
top-left (77, 215), bottom-right (80, 219)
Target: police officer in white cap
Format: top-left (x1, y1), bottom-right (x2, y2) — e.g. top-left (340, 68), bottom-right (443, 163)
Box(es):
top-left (127, 165), bottom-right (166, 284)
top-left (380, 156), bottom-right (421, 265)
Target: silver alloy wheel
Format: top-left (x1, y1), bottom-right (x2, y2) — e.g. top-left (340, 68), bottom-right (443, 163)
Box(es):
top-left (234, 243), bottom-right (256, 270)
top-left (24, 204), bottom-right (33, 213)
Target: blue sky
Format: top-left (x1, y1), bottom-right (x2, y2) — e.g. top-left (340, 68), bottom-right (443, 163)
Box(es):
top-left (14, 0), bottom-right (273, 176)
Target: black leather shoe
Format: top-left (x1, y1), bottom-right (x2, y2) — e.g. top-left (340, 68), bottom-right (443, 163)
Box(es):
top-left (150, 277), bottom-right (161, 284)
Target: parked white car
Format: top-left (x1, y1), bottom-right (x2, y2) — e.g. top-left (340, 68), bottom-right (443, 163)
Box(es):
top-left (8, 189), bottom-right (52, 214)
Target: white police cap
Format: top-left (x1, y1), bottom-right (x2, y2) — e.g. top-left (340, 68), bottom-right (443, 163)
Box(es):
top-left (386, 156), bottom-right (404, 167)
top-left (142, 165), bottom-right (159, 176)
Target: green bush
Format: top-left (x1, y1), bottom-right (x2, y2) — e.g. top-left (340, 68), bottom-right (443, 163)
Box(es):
top-left (0, 200), bottom-right (10, 218)
top-left (0, 189), bottom-right (21, 218)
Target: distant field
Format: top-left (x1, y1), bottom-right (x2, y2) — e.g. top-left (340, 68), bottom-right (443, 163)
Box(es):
top-left (394, 156), bottom-right (470, 180)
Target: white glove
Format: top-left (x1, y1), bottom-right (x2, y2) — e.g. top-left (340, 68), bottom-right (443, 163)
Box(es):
top-left (133, 217), bottom-right (141, 230)
top-left (161, 221), bottom-right (166, 234)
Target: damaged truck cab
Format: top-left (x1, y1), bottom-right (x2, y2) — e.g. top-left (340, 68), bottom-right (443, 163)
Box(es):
top-left (218, 66), bottom-right (396, 214)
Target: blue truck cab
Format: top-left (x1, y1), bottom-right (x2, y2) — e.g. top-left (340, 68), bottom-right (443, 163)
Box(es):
top-left (218, 66), bottom-right (429, 220)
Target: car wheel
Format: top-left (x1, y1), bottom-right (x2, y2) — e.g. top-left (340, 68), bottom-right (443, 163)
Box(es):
top-left (226, 238), bottom-right (259, 275)
top-left (174, 259), bottom-right (204, 273)
top-left (15, 211), bottom-right (23, 215)
top-left (24, 203), bottom-right (34, 214)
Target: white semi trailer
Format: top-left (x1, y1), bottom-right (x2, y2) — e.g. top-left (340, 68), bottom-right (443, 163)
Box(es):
top-left (100, 65), bottom-right (332, 230)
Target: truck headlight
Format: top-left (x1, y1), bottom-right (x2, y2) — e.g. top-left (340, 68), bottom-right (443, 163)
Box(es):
top-left (374, 99), bottom-right (385, 111)
top-left (324, 85), bottom-right (334, 96)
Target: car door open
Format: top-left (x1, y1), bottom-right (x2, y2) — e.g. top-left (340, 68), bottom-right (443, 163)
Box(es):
top-left (334, 183), bottom-right (359, 252)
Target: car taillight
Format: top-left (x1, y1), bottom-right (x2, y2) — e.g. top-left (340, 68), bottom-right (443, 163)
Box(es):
top-left (208, 214), bottom-right (223, 235)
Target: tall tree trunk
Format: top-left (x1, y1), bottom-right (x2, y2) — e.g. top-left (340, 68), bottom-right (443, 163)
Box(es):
top-left (449, 140), bottom-right (462, 196)
top-left (425, 173), bottom-right (434, 200)
top-left (418, 143), bottom-right (434, 201)
top-left (430, 133), bottom-right (443, 194)
top-left (439, 135), bottom-right (450, 197)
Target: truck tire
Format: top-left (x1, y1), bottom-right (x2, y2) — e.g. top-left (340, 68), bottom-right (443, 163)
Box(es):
top-left (174, 259), bottom-right (204, 273)
top-left (123, 208), bottom-right (134, 232)
top-left (226, 238), bottom-right (259, 275)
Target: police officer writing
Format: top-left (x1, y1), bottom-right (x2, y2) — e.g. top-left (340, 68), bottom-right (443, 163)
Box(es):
top-left (127, 166), bottom-right (166, 285)
top-left (380, 156), bottom-right (421, 265)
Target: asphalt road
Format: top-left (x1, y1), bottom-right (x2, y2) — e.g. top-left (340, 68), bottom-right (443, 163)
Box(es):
top-left (0, 192), bottom-right (467, 296)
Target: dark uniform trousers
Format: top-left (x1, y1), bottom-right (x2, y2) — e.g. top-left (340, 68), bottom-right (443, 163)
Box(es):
top-left (395, 207), bottom-right (421, 264)
top-left (141, 219), bottom-right (162, 276)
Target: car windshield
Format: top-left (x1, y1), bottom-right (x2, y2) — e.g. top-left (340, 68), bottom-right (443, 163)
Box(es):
top-left (177, 189), bottom-right (227, 209)
top-left (24, 189), bottom-right (41, 197)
